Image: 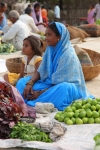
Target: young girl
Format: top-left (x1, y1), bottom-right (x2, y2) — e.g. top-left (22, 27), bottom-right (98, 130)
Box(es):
top-left (4, 35), bottom-right (43, 85)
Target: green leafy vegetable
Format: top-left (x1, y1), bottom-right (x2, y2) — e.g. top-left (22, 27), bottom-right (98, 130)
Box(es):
top-left (10, 122), bottom-right (52, 143)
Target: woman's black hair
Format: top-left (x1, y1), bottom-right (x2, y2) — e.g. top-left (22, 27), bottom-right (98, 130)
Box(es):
top-left (24, 35), bottom-right (43, 56)
top-left (0, 2), bottom-right (6, 8)
top-left (90, 4), bottom-right (95, 8)
top-left (47, 23), bottom-right (60, 37)
top-left (25, 7), bottom-right (32, 15)
top-left (34, 3), bottom-right (40, 8)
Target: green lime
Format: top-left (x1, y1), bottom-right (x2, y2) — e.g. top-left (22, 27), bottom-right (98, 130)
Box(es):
top-left (55, 114), bottom-right (60, 120)
top-left (91, 100), bottom-right (97, 106)
top-left (75, 110), bottom-right (80, 113)
top-left (85, 103), bottom-right (91, 109)
top-left (94, 118), bottom-right (100, 123)
top-left (67, 119), bottom-right (73, 125)
top-left (64, 118), bottom-right (70, 124)
top-left (82, 100), bottom-right (87, 105)
top-left (75, 102), bottom-right (82, 109)
top-left (74, 112), bottom-right (79, 118)
top-left (65, 112), bottom-right (74, 118)
top-left (91, 106), bottom-right (96, 111)
top-left (93, 111), bottom-right (99, 118)
top-left (96, 104), bottom-right (100, 110)
top-left (86, 110), bottom-right (93, 118)
top-left (71, 117), bottom-right (76, 124)
top-left (98, 109), bottom-right (100, 115)
top-left (58, 115), bottom-right (64, 122)
top-left (64, 107), bottom-right (73, 112)
top-left (82, 117), bottom-right (88, 124)
top-left (82, 105), bottom-right (86, 109)
top-left (87, 98), bottom-right (93, 103)
top-left (76, 118), bottom-right (83, 124)
top-left (88, 118), bottom-right (94, 124)
top-left (71, 107), bottom-right (76, 112)
top-left (79, 111), bottom-right (86, 118)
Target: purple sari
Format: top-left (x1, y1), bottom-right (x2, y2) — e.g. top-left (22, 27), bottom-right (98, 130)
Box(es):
top-left (87, 9), bottom-right (95, 24)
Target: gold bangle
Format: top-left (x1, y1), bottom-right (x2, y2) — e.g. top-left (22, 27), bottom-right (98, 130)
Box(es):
top-left (26, 79), bottom-right (35, 86)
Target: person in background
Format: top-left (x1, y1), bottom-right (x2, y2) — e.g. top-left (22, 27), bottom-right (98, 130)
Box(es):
top-left (47, 7), bottom-right (54, 23)
top-left (4, 35), bottom-right (43, 86)
top-left (20, 7), bottom-right (39, 34)
top-left (32, 2), bottom-right (46, 33)
top-left (94, 0), bottom-right (100, 21)
top-left (41, 5), bottom-right (48, 24)
top-left (54, 3), bottom-right (60, 21)
top-left (0, 2), bottom-right (7, 31)
top-left (16, 22), bottom-right (94, 111)
top-left (2, 10), bottom-right (29, 51)
top-left (87, 4), bottom-right (95, 24)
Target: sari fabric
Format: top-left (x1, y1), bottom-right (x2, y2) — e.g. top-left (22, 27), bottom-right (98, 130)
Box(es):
top-left (0, 13), bottom-right (7, 31)
top-left (32, 1), bottom-right (46, 33)
top-left (16, 22), bottom-right (93, 111)
top-left (87, 9), bottom-right (95, 24)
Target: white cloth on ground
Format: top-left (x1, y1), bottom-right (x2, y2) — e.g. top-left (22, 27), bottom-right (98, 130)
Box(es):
top-left (19, 14), bottom-right (39, 33)
top-left (35, 102), bottom-right (58, 114)
top-left (2, 20), bottom-right (29, 50)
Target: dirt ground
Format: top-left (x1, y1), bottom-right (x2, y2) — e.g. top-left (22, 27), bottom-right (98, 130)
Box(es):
top-left (0, 37), bottom-right (100, 98)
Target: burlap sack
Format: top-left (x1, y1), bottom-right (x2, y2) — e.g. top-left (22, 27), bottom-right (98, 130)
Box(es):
top-left (67, 25), bottom-right (90, 40)
top-left (74, 45), bottom-right (93, 66)
top-left (78, 24), bottom-right (100, 37)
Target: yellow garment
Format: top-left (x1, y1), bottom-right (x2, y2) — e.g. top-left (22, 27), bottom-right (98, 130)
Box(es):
top-left (8, 73), bottom-right (20, 85)
top-left (8, 55), bottom-right (42, 84)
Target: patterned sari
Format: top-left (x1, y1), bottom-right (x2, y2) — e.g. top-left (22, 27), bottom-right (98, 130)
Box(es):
top-left (16, 22), bottom-right (94, 111)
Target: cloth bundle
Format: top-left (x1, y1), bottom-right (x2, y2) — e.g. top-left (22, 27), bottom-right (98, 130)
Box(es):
top-left (74, 45), bottom-right (93, 66)
top-left (35, 102), bottom-right (57, 114)
top-left (35, 120), bottom-right (67, 142)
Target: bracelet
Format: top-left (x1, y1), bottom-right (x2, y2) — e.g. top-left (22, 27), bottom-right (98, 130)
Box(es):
top-left (26, 79), bottom-right (35, 86)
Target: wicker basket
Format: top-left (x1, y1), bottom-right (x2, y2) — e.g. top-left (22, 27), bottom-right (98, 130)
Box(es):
top-left (82, 48), bottom-right (100, 81)
top-left (6, 57), bottom-right (22, 73)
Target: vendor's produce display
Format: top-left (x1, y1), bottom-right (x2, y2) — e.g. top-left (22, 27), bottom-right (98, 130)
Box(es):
top-left (10, 121), bottom-right (52, 142)
top-left (0, 82), bottom-right (23, 139)
top-left (0, 43), bottom-right (16, 54)
top-left (94, 133), bottom-right (100, 150)
top-left (55, 98), bottom-right (100, 125)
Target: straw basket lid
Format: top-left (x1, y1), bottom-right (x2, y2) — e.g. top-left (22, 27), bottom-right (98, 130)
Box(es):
top-left (6, 57), bottom-right (22, 74)
top-left (82, 48), bottom-right (100, 81)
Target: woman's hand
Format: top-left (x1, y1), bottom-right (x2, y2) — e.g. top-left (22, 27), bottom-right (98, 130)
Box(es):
top-left (23, 84), bottom-right (33, 99)
top-left (27, 90), bottom-right (42, 100)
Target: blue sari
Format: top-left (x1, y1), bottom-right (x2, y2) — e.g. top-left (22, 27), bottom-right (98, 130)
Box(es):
top-left (0, 14), bottom-right (7, 31)
top-left (16, 22), bottom-right (93, 111)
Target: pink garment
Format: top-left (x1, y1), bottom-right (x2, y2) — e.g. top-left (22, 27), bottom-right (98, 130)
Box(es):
top-left (87, 9), bottom-right (95, 24)
top-left (0, 81), bottom-right (36, 118)
top-left (32, 1), bottom-right (46, 33)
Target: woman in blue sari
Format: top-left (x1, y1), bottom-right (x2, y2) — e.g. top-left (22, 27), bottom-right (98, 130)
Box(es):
top-left (16, 22), bottom-right (93, 111)
top-left (0, 2), bottom-right (7, 31)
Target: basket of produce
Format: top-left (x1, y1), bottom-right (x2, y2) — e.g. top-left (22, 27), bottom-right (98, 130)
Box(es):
top-left (6, 57), bottom-right (22, 73)
top-left (82, 48), bottom-right (100, 81)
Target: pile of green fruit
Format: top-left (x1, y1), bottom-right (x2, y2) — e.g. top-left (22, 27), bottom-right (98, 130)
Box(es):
top-left (10, 122), bottom-right (52, 142)
top-left (55, 98), bottom-right (100, 125)
top-left (94, 133), bottom-right (100, 150)
top-left (0, 43), bottom-right (16, 53)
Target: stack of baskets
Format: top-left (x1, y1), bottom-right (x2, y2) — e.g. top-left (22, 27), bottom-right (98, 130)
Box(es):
top-left (82, 48), bottom-right (100, 81)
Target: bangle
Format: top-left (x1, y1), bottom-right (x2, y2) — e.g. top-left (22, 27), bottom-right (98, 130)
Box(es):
top-left (26, 79), bottom-right (35, 86)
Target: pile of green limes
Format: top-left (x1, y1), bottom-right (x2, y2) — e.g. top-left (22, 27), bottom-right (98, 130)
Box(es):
top-left (55, 98), bottom-right (100, 125)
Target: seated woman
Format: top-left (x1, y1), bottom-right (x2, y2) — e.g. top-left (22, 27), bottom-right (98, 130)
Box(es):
top-left (0, 2), bottom-right (7, 31)
top-left (16, 22), bottom-right (94, 111)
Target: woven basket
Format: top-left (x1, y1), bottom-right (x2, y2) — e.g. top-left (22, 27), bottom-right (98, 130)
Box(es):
top-left (6, 57), bottom-right (22, 73)
top-left (82, 48), bottom-right (100, 81)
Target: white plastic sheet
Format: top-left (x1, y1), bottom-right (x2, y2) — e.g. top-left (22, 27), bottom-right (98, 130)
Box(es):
top-left (0, 59), bottom-right (7, 73)
top-left (0, 112), bottom-right (99, 150)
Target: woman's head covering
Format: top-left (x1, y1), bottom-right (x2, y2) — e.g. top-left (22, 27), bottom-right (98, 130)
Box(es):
top-left (32, 1), bottom-right (42, 24)
top-left (32, 1), bottom-right (46, 32)
top-left (38, 22), bottom-right (91, 99)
